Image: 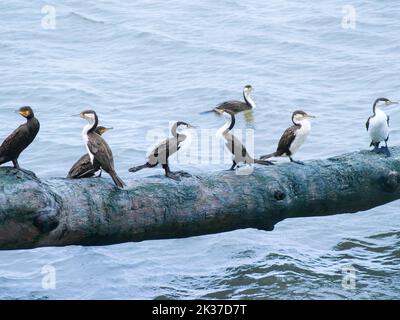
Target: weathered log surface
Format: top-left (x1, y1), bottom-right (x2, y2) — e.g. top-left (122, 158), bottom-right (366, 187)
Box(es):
top-left (0, 147), bottom-right (400, 250)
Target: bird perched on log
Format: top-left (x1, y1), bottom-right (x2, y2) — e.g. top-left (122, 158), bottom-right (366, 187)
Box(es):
top-left (260, 110), bottom-right (315, 165)
top-left (0, 106), bottom-right (40, 170)
top-left (78, 110), bottom-right (125, 188)
top-left (67, 126), bottom-right (113, 179)
top-left (201, 85), bottom-right (256, 114)
top-left (217, 110), bottom-right (273, 170)
top-left (366, 97), bottom-right (398, 157)
top-left (129, 121), bottom-right (196, 181)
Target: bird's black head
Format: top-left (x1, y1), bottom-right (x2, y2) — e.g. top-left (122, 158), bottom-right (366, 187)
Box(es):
top-left (243, 84), bottom-right (253, 93)
top-left (176, 121), bottom-right (195, 129)
top-left (373, 97), bottom-right (398, 109)
top-left (79, 110), bottom-right (98, 123)
top-left (18, 106), bottom-right (34, 119)
top-left (292, 110), bottom-right (315, 124)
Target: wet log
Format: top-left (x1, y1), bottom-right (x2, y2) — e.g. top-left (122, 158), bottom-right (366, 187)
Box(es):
top-left (0, 147), bottom-right (399, 250)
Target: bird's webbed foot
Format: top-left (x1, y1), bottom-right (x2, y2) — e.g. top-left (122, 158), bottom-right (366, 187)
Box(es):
top-left (165, 172), bottom-right (181, 181)
top-left (381, 146), bottom-right (391, 157)
top-left (174, 170), bottom-right (192, 178)
top-left (372, 146), bottom-right (381, 154)
top-left (225, 162), bottom-right (237, 171)
top-left (289, 157), bottom-right (305, 165)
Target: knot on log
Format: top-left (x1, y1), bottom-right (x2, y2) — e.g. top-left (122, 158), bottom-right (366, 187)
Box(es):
top-left (382, 171), bottom-right (400, 193)
top-left (274, 190), bottom-right (286, 201)
top-left (33, 210), bottom-right (59, 233)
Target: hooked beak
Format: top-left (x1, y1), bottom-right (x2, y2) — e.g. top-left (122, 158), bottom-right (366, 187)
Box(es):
top-left (389, 101), bottom-right (399, 105)
top-left (307, 114), bottom-right (316, 118)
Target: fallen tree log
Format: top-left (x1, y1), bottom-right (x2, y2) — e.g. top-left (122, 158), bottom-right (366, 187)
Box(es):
top-left (0, 147), bottom-right (399, 250)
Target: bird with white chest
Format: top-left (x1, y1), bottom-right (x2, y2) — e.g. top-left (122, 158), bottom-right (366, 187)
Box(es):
top-left (366, 97), bottom-right (398, 157)
top-left (78, 110), bottom-right (126, 188)
top-left (260, 110), bottom-right (315, 165)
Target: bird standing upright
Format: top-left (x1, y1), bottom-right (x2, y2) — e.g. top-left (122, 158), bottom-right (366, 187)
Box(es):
top-left (79, 110), bottom-right (125, 188)
top-left (0, 106), bottom-right (40, 170)
top-left (366, 97), bottom-right (398, 157)
top-left (67, 126), bottom-right (113, 179)
top-left (217, 110), bottom-right (273, 170)
top-left (260, 110), bottom-right (315, 165)
top-left (129, 121), bottom-right (195, 180)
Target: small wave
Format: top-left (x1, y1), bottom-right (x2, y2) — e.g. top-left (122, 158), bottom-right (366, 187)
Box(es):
top-left (66, 12), bottom-right (106, 25)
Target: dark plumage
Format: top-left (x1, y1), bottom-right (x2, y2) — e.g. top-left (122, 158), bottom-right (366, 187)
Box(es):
top-left (218, 110), bottom-right (273, 170)
top-left (260, 110), bottom-right (314, 165)
top-left (80, 110), bottom-right (125, 188)
top-left (129, 121), bottom-right (195, 180)
top-left (67, 126), bottom-right (112, 179)
top-left (202, 85), bottom-right (256, 114)
top-left (0, 106), bottom-right (40, 169)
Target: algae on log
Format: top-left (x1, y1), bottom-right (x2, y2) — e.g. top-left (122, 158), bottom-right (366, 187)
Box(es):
top-left (0, 147), bottom-right (400, 250)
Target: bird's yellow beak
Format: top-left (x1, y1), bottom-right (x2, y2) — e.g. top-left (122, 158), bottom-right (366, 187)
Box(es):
top-left (18, 110), bottom-right (30, 117)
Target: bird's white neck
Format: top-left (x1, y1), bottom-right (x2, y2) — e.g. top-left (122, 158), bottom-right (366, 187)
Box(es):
top-left (216, 115), bottom-right (233, 138)
top-left (295, 118), bottom-right (311, 131)
top-left (82, 120), bottom-right (96, 138)
top-left (374, 107), bottom-right (386, 117)
top-left (243, 91), bottom-right (256, 109)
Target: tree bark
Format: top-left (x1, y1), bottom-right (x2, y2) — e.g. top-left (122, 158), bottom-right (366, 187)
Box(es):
top-left (0, 147), bottom-right (399, 250)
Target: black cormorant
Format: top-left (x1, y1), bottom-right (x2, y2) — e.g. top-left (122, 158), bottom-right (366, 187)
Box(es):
top-left (0, 106), bottom-right (40, 169)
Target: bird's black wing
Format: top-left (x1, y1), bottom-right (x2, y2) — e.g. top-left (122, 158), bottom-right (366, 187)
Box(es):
top-left (215, 101), bottom-right (249, 113)
top-left (366, 117), bottom-right (371, 131)
top-left (87, 132), bottom-right (114, 172)
top-left (67, 154), bottom-right (95, 178)
top-left (276, 125), bottom-right (298, 155)
top-left (0, 124), bottom-right (28, 156)
top-left (148, 137), bottom-right (180, 165)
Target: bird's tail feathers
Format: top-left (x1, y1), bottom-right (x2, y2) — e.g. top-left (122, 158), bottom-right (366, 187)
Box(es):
top-left (254, 159), bottom-right (274, 165)
top-left (259, 152), bottom-right (278, 160)
top-left (110, 171), bottom-right (126, 188)
top-left (128, 163), bottom-right (151, 173)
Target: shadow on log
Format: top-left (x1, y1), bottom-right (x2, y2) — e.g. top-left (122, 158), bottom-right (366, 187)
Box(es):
top-left (1, 147), bottom-right (400, 250)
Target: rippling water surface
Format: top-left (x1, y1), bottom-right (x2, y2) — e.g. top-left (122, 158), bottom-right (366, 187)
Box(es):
top-left (0, 0), bottom-right (400, 299)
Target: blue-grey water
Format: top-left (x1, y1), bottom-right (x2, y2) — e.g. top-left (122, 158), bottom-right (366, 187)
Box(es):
top-left (1, 0), bottom-right (400, 299)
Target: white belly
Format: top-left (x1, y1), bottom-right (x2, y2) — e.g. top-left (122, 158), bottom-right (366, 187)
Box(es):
top-left (289, 121), bottom-right (311, 155)
top-left (82, 132), bottom-right (94, 164)
top-left (368, 110), bottom-right (389, 143)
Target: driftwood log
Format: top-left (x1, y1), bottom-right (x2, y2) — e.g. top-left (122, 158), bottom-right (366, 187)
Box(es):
top-left (0, 147), bottom-right (399, 250)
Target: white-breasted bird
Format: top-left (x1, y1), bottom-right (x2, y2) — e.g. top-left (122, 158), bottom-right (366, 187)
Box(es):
top-left (366, 97), bottom-right (398, 157)
top-left (260, 110), bottom-right (315, 165)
